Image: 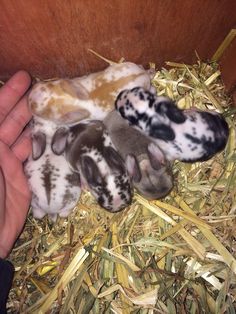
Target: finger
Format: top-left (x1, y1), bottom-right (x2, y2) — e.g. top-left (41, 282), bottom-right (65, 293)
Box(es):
top-left (0, 142), bottom-right (31, 258)
top-left (0, 141), bottom-right (30, 196)
top-left (0, 141), bottom-right (19, 176)
top-left (11, 127), bottom-right (32, 162)
top-left (0, 167), bottom-right (6, 225)
top-left (0, 71), bottom-right (31, 124)
top-left (0, 141), bottom-right (31, 211)
top-left (0, 95), bottom-right (32, 146)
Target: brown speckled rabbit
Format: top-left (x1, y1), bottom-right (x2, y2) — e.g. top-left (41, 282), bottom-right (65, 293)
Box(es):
top-left (53, 120), bottom-right (133, 212)
top-left (28, 63), bottom-right (154, 124)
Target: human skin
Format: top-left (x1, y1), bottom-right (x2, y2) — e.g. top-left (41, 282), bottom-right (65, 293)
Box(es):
top-left (0, 71), bottom-right (32, 258)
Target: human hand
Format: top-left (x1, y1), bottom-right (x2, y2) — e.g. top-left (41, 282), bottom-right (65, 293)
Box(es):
top-left (0, 71), bottom-right (32, 258)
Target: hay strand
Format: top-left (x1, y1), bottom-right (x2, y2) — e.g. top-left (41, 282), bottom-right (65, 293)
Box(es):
top-left (212, 29), bottom-right (236, 62)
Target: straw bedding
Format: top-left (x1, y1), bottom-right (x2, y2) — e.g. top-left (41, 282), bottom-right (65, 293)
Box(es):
top-left (6, 58), bottom-right (236, 313)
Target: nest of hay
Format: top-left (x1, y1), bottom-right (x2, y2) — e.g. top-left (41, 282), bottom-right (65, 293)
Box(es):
top-left (7, 58), bottom-right (236, 313)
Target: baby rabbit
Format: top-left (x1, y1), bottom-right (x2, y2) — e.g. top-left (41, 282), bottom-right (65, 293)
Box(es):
top-left (28, 62), bottom-right (154, 125)
top-left (115, 87), bottom-right (229, 162)
top-left (52, 120), bottom-right (133, 212)
top-left (24, 117), bottom-right (81, 221)
top-left (104, 111), bottom-right (173, 200)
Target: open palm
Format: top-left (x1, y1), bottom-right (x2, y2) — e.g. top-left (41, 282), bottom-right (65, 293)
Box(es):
top-left (0, 71), bottom-right (32, 258)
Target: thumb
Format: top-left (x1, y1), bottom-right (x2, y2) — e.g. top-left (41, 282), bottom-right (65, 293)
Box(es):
top-left (0, 167), bottom-right (6, 228)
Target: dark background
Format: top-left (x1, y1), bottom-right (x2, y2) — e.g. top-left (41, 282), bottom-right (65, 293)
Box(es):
top-left (0, 1), bottom-right (235, 93)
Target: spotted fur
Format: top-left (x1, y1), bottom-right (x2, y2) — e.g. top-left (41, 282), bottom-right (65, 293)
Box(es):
top-left (24, 117), bottom-right (81, 221)
top-left (28, 63), bottom-right (153, 125)
top-left (115, 87), bottom-right (229, 162)
top-left (63, 120), bottom-right (133, 212)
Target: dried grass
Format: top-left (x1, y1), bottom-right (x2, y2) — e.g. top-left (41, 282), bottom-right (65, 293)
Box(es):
top-left (7, 58), bottom-right (236, 313)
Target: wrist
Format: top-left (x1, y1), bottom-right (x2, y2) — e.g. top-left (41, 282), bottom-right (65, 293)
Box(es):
top-left (0, 244), bottom-right (9, 259)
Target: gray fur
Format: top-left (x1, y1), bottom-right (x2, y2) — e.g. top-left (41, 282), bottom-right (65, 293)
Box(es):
top-left (62, 120), bottom-right (133, 212)
top-left (104, 111), bottom-right (173, 200)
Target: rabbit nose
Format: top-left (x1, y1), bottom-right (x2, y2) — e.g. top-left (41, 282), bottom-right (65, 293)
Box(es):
top-left (113, 197), bottom-right (125, 210)
top-left (112, 196), bottom-right (131, 212)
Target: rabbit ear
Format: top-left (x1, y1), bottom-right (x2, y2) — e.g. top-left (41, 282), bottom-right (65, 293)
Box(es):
top-left (61, 79), bottom-right (90, 100)
top-left (103, 146), bottom-right (126, 173)
top-left (147, 143), bottom-right (165, 170)
top-left (51, 127), bottom-right (69, 155)
top-left (80, 155), bottom-right (103, 187)
top-left (60, 108), bottom-right (90, 124)
top-left (149, 122), bottom-right (175, 140)
top-left (155, 97), bottom-right (186, 124)
top-left (58, 80), bottom-right (91, 124)
top-left (125, 154), bottom-right (141, 183)
top-left (115, 89), bottom-right (129, 110)
top-left (32, 131), bottom-right (46, 160)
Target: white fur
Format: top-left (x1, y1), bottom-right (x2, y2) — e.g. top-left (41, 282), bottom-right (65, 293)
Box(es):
top-left (115, 88), bottom-right (228, 162)
top-left (28, 62), bottom-right (153, 124)
top-left (65, 121), bottom-right (132, 212)
top-left (153, 111), bottom-right (215, 160)
top-left (24, 118), bottom-right (81, 221)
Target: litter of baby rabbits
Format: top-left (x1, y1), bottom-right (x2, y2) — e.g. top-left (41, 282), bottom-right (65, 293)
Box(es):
top-left (7, 57), bottom-right (236, 313)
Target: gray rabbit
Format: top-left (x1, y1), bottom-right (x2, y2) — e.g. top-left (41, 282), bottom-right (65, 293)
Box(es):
top-left (104, 111), bottom-right (173, 200)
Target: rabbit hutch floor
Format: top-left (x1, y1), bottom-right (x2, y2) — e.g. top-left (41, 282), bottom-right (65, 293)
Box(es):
top-left (6, 58), bottom-right (236, 313)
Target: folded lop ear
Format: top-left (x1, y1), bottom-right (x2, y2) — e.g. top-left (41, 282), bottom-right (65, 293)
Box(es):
top-left (58, 80), bottom-right (91, 124)
top-left (155, 97), bottom-right (186, 123)
top-left (115, 89), bottom-right (129, 111)
top-left (149, 122), bottom-right (175, 140)
top-left (32, 131), bottom-right (46, 160)
top-left (51, 127), bottom-right (69, 155)
top-left (125, 154), bottom-right (141, 183)
top-left (80, 155), bottom-right (103, 187)
top-left (147, 143), bottom-right (165, 170)
top-left (60, 108), bottom-right (91, 124)
top-left (61, 79), bottom-right (90, 100)
top-left (103, 146), bottom-right (126, 173)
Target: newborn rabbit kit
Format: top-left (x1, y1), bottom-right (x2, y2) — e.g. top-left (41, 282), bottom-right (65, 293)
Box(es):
top-left (103, 110), bottom-right (174, 200)
top-left (54, 120), bottom-right (133, 212)
top-left (28, 61), bottom-right (153, 124)
top-left (24, 118), bottom-right (81, 221)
